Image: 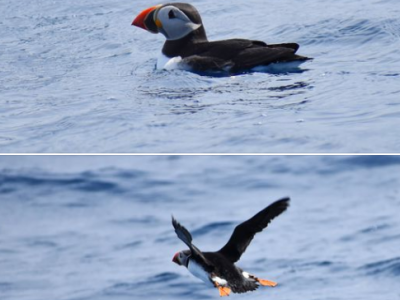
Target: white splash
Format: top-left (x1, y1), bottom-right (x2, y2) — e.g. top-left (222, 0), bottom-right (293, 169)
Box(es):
top-left (251, 60), bottom-right (307, 73)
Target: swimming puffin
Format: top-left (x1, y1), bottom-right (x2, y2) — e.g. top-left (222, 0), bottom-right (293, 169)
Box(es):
top-left (132, 3), bottom-right (309, 73)
top-left (171, 197), bottom-right (289, 296)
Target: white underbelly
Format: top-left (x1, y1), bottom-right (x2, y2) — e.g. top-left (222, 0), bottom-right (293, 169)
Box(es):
top-left (156, 54), bottom-right (183, 70)
top-left (187, 260), bottom-right (228, 287)
top-left (187, 260), bottom-right (214, 287)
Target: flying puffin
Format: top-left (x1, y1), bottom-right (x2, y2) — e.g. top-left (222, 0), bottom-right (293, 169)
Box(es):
top-left (171, 197), bottom-right (289, 296)
top-left (132, 3), bottom-right (309, 73)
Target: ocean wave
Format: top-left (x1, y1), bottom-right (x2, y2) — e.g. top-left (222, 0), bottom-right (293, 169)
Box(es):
top-left (191, 221), bottom-right (235, 236)
top-left (361, 257), bottom-right (400, 276)
top-left (302, 18), bottom-right (400, 46)
top-left (0, 171), bottom-right (122, 194)
top-left (338, 156), bottom-right (400, 169)
top-left (151, 272), bottom-right (181, 282)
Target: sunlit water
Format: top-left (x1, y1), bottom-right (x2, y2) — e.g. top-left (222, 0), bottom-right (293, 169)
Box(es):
top-left (0, 155), bottom-right (400, 300)
top-left (1, 0), bottom-right (400, 152)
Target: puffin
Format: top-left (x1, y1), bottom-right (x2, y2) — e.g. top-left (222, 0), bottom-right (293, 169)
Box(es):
top-left (171, 197), bottom-right (289, 296)
top-left (132, 3), bottom-right (309, 73)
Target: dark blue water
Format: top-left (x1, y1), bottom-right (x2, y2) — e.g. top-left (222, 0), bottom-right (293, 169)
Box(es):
top-left (1, 0), bottom-right (400, 152)
top-left (0, 156), bottom-right (399, 300)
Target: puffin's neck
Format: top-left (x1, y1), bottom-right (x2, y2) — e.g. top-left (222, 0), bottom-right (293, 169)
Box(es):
top-left (162, 27), bottom-right (208, 58)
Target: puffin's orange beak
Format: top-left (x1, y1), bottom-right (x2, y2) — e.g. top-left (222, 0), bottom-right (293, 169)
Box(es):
top-left (132, 5), bottom-right (161, 30)
top-left (172, 252), bottom-right (181, 265)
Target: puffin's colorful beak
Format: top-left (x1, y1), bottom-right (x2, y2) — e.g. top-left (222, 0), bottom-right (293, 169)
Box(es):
top-left (132, 5), bottom-right (162, 33)
top-left (172, 252), bottom-right (181, 265)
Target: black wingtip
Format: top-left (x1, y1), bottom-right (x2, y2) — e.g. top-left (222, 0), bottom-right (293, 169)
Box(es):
top-left (272, 197), bottom-right (290, 210)
top-left (276, 196), bottom-right (290, 204)
top-left (171, 215), bottom-right (178, 229)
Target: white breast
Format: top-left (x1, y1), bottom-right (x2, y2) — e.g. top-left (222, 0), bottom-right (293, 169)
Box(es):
top-left (187, 260), bottom-right (228, 288)
top-left (156, 53), bottom-right (183, 70)
top-left (187, 260), bottom-right (214, 287)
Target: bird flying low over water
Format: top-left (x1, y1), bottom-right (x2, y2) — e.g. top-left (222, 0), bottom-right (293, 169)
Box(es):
top-left (132, 3), bottom-right (310, 73)
top-left (171, 198), bottom-right (290, 296)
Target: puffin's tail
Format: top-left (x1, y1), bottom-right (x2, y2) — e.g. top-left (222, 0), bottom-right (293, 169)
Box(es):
top-left (267, 43), bottom-right (312, 61)
top-left (230, 280), bottom-right (259, 294)
top-left (267, 43), bottom-right (300, 52)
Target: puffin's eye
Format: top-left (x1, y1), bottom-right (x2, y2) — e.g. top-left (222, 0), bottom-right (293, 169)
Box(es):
top-left (168, 10), bottom-right (176, 19)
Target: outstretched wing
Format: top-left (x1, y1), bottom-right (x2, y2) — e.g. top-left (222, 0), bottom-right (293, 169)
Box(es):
top-left (218, 198), bottom-right (290, 263)
top-left (172, 216), bottom-right (213, 270)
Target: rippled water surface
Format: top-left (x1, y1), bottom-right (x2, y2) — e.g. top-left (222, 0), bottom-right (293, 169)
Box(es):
top-left (1, 0), bottom-right (400, 152)
top-left (0, 155), bottom-right (399, 300)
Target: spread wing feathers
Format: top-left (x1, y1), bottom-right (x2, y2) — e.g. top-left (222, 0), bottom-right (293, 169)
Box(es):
top-left (218, 198), bottom-right (290, 263)
top-left (172, 216), bottom-right (214, 271)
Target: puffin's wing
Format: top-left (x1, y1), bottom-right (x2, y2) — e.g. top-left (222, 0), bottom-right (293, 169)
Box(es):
top-left (231, 46), bottom-right (303, 71)
top-left (172, 216), bottom-right (214, 270)
top-left (218, 198), bottom-right (290, 263)
top-left (181, 55), bottom-right (233, 72)
top-left (267, 43), bottom-right (300, 52)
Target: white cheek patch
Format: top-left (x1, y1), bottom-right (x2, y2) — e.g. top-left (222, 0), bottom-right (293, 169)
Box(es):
top-left (164, 21), bottom-right (201, 41)
top-left (157, 6), bottom-right (201, 41)
top-left (242, 271), bottom-right (250, 279)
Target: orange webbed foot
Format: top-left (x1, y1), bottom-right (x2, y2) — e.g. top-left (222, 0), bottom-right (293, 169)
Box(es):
top-left (218, 286), bottom-right (231, 297)
top-left (257, 278), bottom-right (277, 287)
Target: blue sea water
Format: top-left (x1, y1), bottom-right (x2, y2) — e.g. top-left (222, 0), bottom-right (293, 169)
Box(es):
top-left (1, 0), bottom-right (400, 153)
top-left (0, 155), bottom-right (400, 300)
